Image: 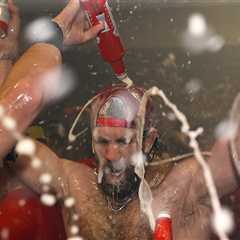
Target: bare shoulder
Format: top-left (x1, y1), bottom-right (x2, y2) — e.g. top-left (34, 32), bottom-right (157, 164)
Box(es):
top-left (61, 160), bottom-right (97, 184)
top-left (152, 156), bottom-right (199, 210)
top-left (34, 141), bottom-right (60, 159)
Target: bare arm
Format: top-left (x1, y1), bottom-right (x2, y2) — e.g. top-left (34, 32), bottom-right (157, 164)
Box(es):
top-left (0, 43), bottom-right (62, 160)
top-left (0, 0), bottom-right (20, 85)
top-left (0, 0), bottom-right (103, 191)
top-left (12, 140), bottom-right (65, 195)
top-left (190, 140), bottom-right (239, 204)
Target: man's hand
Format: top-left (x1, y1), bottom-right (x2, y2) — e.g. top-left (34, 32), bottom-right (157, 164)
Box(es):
top-left (0, 0), bottom-right (20, 60)
top-left (53, 0), bottom-right (104, 45)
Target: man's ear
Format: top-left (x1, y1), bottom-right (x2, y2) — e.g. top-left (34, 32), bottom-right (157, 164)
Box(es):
top-left (143, 128), bottom-right (159, 154)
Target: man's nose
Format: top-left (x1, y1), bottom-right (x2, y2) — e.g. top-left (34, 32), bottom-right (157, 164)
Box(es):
top-left (105, 144), bottom-right (121, 161)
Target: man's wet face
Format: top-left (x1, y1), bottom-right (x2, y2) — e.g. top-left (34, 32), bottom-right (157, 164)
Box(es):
top-left (93, 127), bottom-right (140, 201)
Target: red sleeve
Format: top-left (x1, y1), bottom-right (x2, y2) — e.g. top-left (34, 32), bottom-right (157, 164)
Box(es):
top-left (0, 187), bottom-right (66, 240)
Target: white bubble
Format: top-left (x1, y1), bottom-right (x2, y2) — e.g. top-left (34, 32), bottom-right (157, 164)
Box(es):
top-left (212, 208), bottom-right (234, 235)
top-left (206, 35), bottom-right (225, 52)
top-left (64, 197), bottom-right (76, 208)
top-left (185, 79), bottom-right (201, 94)
top-left (215, 120), bottom-right (237, 140)
top-left (67, 237), bottom-right (83, 240)
top-left (166, 112), bottom-right (176, 121)
top-left (38, 66), bottom-right (76, 103)
top-left (16, 138), bottom-right (36, 156)
top-left (40, 193), bottom-right (56, 206)
top-left (18, 199), bottom-right (26, 207)
top-left (0, 228), bottom-right (9, 239)
top-left (131, 151), bottom-right (146, 167)
top-left (188, 14), bottom-right (207, 37)
top-left (70, 225), bottom-right (79, 235)
top-left (39, 173), bottom-right (52, 184)
top-left (31, 157), bottom-right (42, 169)
top-left (66, 145), bottom-right (73, 151)
top-left (90, 72), bottom-right (98, 76)
top-left (2, 116), bottom-right (17, 131)
top-left (25, 17), bottom-right (57, 43)
top-left (72, 214), bottom-right (79, 221)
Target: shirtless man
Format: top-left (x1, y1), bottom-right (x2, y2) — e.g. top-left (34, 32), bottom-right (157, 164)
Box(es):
top-left (0, 0), bottom-right (240, 240)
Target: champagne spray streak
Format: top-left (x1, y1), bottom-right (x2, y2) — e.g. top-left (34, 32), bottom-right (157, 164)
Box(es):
top-left (138, 87), bottom-right (231, 240)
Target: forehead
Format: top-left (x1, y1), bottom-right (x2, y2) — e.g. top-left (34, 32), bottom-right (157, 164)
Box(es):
top-left (93, 127), bottom-right (137, 139)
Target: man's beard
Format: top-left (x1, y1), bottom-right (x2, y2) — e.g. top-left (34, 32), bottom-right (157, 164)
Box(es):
top-left (100, 165), bottom-right (140, 203)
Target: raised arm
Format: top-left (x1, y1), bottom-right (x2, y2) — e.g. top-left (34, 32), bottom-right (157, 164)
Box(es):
top-left (0, 0), bottom-right (103, 191)
top-left (0, 0), bottom-right (20, 86)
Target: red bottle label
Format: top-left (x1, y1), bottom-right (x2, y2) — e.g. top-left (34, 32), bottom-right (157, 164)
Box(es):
top-left (81, 0), bottom-right (126, 76)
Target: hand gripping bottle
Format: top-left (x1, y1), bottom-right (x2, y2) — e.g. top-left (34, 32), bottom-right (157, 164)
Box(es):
top-left (0, 0), bottom-right (9, 39)
top-left (154, 212), bottom-right (173, 240)
top-left (80, 0), bottom-right (127, 81)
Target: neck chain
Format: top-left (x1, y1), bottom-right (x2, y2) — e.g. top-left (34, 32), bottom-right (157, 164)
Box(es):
top-left (106, 188), bottom-right (138, 213)
top-left (106, 195), bottom-right (133, 213)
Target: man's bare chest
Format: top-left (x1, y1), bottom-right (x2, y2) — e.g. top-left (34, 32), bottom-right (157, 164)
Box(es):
top-left (64, 188), bottom-right (152, 240)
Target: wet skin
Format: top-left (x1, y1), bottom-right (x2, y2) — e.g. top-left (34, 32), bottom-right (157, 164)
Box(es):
top-left (11, 126), bottom-right (238, 240)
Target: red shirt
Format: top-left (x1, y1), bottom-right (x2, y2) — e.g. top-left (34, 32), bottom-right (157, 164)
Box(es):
top-left (0, 187), bottom-right (66, 240)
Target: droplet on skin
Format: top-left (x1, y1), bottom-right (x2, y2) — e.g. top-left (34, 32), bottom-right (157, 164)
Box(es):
top-left (72, 214), bottom-right (79, 221)
top-left (1, 116), bottom-right (17, 131)
top-left (16, 138), bottom-right (36, 156)
top-left (70, 225), bottom-right (79, 235)
top-left (39, 173), bottom-right (52, 184)
top-left (31, 157), bottom-right (42, 169)
top-left (40, 193), bottom-right (56, 206)
top-left (64, 197), bottom-right (76, 208)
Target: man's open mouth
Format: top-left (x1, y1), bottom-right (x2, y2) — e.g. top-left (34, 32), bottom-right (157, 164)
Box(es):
top-left (111, 170), bottom-right (123, 177)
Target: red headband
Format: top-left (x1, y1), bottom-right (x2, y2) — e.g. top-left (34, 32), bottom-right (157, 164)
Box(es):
top-left (96, 117), bottom-right (134, 128)
top-left (94, 85), bottom-right (145, 129)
